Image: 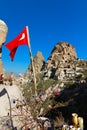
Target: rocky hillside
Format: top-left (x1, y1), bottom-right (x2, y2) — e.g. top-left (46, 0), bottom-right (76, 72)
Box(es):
top-left (25, 42), bottom-right (87, 82)
top-left (25, 51), bottom-right (45, 81)
top-left (24, 42), bottom-right (87, 129)
top-left (1, 41), bottom-right (87, 129)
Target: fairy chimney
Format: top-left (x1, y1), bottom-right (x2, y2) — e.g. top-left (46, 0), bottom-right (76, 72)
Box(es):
top-left (0, 20), bottom-right (8, 57)
top-left (0, 20), bottom-right (8, 72)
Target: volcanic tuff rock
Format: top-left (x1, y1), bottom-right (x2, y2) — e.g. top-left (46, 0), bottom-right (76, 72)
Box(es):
top-left (43, 42), bottom-right (78, 80)
top-left (46, 42), bottom-right (77, 69)
top-left (25, 51), bottom-right (45, 79)
top-left (25, 42), bottom-right (87, 82)
top-left (0, 19), bottom-right (8, 74)
top-left (0, 19), bottom-right (8, 47)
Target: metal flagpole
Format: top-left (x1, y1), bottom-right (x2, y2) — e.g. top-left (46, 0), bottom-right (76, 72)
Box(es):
top-left (26, 26), bottom-right (37, 96)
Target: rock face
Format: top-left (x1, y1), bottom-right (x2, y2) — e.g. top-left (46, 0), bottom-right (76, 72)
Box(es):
top-left (0, 20), bottom-right (8, 43)
top-left (43, 42), bottom-right (77, 80)
top-left (25, 42), bottom-right (78, 81)
top-left (46, 42), bottom-right (77, 69)
top-left (0, 60), bottom-right (7, 74)
top-left (25, 42), bottom-right (86, 81)
top-left (0, 19), bottom-right (8, 55)
top-left (0, 19), bottom-right (8, 74)
top-left (25, 51), bottom-right (45, 79)
top-left (33, 51), bottom-right (45, 74)
top-left (0, 60), bottom-right (3, 72)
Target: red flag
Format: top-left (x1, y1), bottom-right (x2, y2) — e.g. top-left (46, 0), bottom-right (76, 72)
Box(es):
top-left (5, 26), bottom-right (29, 61)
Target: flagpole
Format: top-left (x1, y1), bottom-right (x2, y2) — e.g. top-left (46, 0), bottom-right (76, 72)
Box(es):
top-left (26, 26), bottom-right (37, 96)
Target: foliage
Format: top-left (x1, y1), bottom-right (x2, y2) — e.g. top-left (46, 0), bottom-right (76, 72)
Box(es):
top-left (21, 75), bottom-right (57, 117)
top-left (37, 78), bottom-right (57, 91)
top-left (54, 112), bottom-right (65, 128)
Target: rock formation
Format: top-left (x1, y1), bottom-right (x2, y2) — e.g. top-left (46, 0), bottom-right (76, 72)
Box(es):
top-left (0, 60), bottom-right (3, 72)
top-left (2, 41), bottom-right (85, 129)
top-left (0, 19), bottom-right (8, 73)
top-left (43, 42), bottom-right (78, 80)
top-left (0, 19), bottom-right (8, 57)
top-left (25, 42), bottom-right (87, 82)
top-left (25, 51), bottom-right (45, 80)
top-left (46, 42), bottom-right (77, 69)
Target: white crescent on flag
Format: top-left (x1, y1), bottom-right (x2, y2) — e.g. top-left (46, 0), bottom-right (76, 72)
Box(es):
top-left (19, 33), bottom-right (25, 40)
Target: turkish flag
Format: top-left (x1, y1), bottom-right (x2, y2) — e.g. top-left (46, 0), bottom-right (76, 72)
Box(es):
top-left (5, 26), bottom-right (29, 61)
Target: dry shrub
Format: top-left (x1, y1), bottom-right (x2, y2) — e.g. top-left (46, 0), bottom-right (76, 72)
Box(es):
top-left (54, 112), bottom-right (65, 128)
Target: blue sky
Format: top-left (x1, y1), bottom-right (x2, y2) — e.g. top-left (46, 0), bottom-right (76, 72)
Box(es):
top-left (0, 0), bottom-right (87, 75)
